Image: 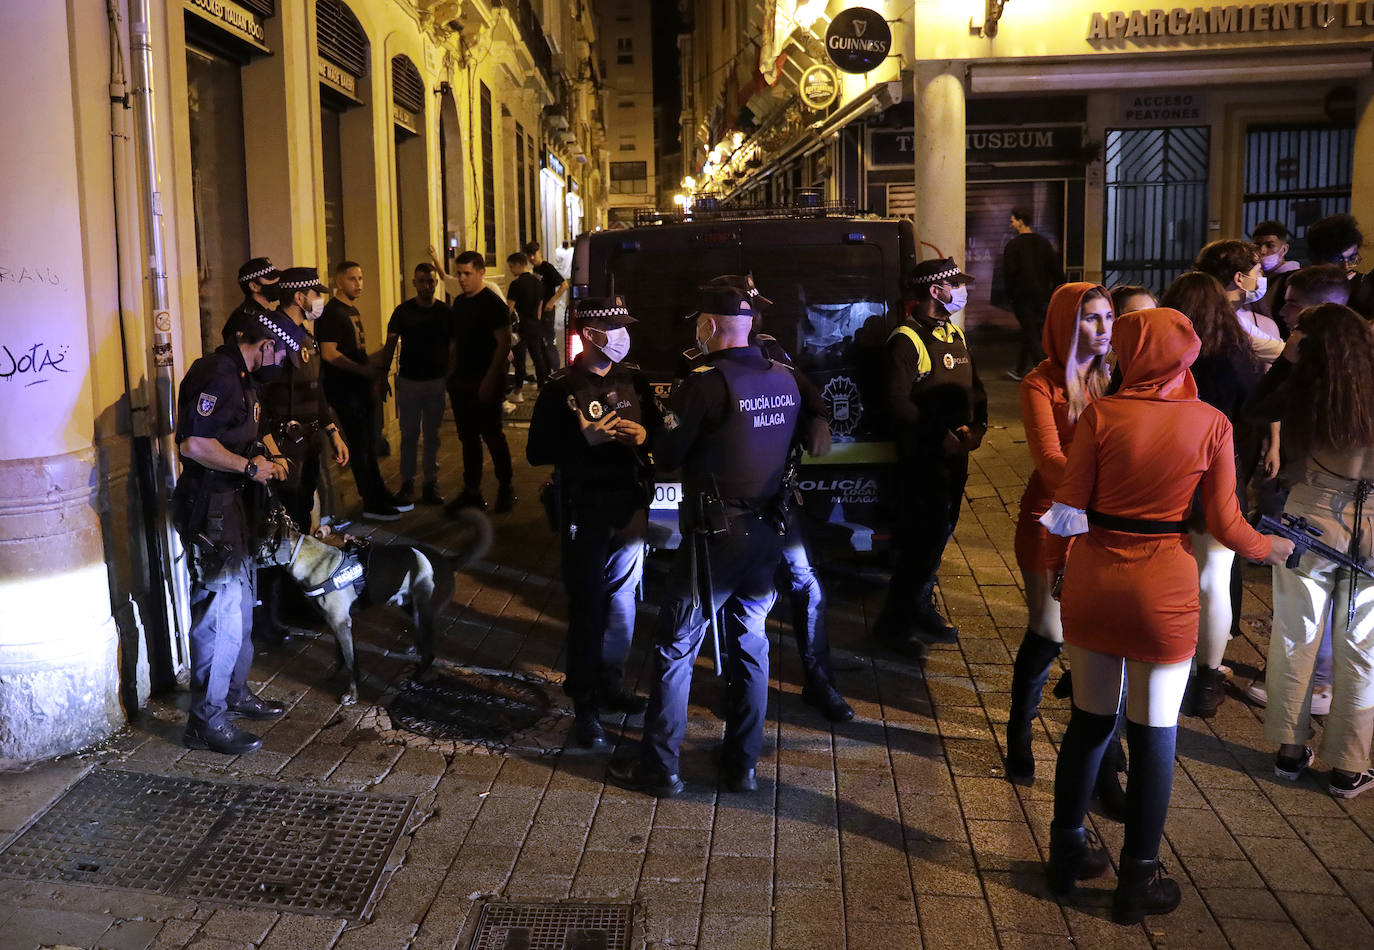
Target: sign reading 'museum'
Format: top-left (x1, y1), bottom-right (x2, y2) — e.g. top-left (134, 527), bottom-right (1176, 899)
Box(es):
top-left (1088, 2), bottom-right (1374, 40)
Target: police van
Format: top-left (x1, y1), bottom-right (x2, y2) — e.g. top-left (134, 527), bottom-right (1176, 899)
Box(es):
top-left (568, 199), bottom-right (916, 556)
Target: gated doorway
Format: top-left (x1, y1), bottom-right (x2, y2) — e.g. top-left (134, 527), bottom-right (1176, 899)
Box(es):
top-left (1242, 123), bottom-right (1354, 260)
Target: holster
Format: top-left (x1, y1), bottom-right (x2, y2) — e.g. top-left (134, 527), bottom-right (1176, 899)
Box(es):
top-left (540, 477), bottom-right (562, 534)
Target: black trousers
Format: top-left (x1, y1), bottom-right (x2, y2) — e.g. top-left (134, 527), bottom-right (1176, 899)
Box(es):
top-left (447, 381), bottom-right (513, 493)
top-left (561, 508), bottom-right (647, 701)
top-left (329, 392), bottom-right (388, 507)
top-left (879, 445), bottom-right (968, 627)
top-left (1012, 298), bottom-right (1049, 374)
top-left (520, 318), bottom-right (553, 385)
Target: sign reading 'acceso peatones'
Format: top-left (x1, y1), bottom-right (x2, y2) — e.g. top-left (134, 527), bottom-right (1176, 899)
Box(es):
top-left (825, 7), bottom-right (893, 73)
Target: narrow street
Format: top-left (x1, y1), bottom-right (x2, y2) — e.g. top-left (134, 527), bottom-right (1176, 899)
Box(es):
top-left (2, 348), bottom-right (1371, 950)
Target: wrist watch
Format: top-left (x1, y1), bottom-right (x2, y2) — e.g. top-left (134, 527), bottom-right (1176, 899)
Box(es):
top-left (244, 459), bottom-right (259, 479)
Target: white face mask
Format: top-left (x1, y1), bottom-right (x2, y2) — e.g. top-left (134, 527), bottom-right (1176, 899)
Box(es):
top-left (1242, 272), bottom-right (1267, 305)
top-left (1261, 252), bottom-right (1282, 272)
top-left (308, 295), bottom-right (325, 319)
top-left (695, 317), bottom-right (715, 353)
top-left (598, 326), bottom-right (631, 362)
top-left (942, 285), bottom-right (968, 315)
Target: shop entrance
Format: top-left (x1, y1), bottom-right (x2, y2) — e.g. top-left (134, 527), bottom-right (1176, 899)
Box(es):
top-left (1103, 126), bottom-right (1210, 294)
top-left (186, 44), bottom-right (251, 354)
top-left (1242, 123), bottom-right (1355, 260)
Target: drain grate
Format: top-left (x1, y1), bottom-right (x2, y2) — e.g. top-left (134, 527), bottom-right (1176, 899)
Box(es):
top-left (470, 902), bottom-right (632, 950)
top-left (0, 767), bottom-right (413, 918)
top-left (389, 668), bottom-right (552, 742)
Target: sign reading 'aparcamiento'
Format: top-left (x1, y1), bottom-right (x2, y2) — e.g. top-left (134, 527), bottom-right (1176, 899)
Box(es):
top-left (1088, 2), bottom-right (1374, 40)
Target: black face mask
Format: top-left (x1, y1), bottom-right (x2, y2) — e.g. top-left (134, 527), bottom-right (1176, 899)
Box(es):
top-left (253, 362), bottom-right (285, 383)
top-left (256, 282), bottom-right (281, 303)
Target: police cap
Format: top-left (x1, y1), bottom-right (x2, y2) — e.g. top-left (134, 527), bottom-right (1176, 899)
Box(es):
top-left (277, 266), bottom-right (328, 296)
top-left (687, 283), bottom-right (757, 321)
top-left (254, 308), bottom-right (311, 356)
top-left (905, 257), bottom-right (974, 292)
top-left (572, 295), bottom-right (637, 329)
top-left (237, 257), bottom-right (278, 286)
top-left (700, 274), bottom-right (773, 308)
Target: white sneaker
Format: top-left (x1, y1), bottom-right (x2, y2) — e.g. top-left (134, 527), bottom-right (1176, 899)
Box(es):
top-left (1245, 678), bottom-right (1331, 715)
top-left (1245, 680), bottom-right (1268, 707)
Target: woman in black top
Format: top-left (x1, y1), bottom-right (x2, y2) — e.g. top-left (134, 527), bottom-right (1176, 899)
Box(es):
top-left (1159, 272), bottom-right (1263, 717)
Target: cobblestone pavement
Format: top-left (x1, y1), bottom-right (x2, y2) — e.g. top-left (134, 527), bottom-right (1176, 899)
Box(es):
top-left (2, 350), bottom-right (1372, 950)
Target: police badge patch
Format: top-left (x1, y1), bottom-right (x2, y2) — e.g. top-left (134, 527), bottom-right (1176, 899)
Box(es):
top-left (197, 393), bottom-right (218, 416)
top-left (253, 402), bottom-right (260, 423)
top-left (943, 352), bottom-right (955, 371)
top-left (587, 400), bottom-right (605, 420)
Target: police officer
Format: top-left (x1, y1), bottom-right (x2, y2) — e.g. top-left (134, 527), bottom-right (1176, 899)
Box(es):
top-left (221, 257), bottom-right (281, 345)
top-left (701, 275), bottom-right (853, 722)
top-left (173, 311), bottom-right (298, 753)
top-left (527, 296), bottom-right (661, 749)
top-left (609, 281), bottom-right (803, 796)
top-left (874, 258), bottom-right (988, 658)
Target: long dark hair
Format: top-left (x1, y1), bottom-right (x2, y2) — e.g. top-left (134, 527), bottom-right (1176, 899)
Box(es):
top-left (1160, 271), bottom-right (1255, 363)
top-left (1289, 303), bottom-right (1374, 451)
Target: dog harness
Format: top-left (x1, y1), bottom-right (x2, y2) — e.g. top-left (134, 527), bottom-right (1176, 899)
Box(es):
top-left (302, 540), bottom-right (370, 598)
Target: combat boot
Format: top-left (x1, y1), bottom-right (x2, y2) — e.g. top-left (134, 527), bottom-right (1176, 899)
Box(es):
top-left (1112, 856), bottom-right (1181, 924)
top-left (1046, 825), bottom-right (1111, 898)
top-left (1005, 630), bottom-right (1062, 785)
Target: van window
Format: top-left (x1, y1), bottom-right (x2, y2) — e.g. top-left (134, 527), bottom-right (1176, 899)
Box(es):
top-left (611, 245), bottom-right (741, 378)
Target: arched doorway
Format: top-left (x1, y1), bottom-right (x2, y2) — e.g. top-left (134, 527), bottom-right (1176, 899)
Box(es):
top-left (438, 88), bottom-right (467, 286)
top-left (391, 53), bottom-right (428, 298)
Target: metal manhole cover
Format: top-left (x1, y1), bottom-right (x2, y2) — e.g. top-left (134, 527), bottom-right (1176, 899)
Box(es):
top-left (470, 902), bottom-right (632, 950)
top-left (388, 667), bottom-right (552, 742)
top-left (0, 767), bottom-right (412, 918)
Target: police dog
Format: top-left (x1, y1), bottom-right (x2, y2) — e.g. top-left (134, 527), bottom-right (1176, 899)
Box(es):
top-left (257, 507), bottom-right (492, 704)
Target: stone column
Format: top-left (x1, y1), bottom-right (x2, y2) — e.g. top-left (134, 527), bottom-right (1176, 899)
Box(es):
top-left (913, 63), bottom-right (968, 321)
top-left (0, 3), bottom-right (122, 765)
top-left (1350, 79), bottom-right (1374, 247)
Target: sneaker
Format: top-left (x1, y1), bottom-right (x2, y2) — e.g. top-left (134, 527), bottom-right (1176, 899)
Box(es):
top-left (1330, 769), bottom-right (1374, 799)
top-left (1244, 678), bottom-right (1268, 707)
top-left (1311, 684), bottom-right (1332, 716)
top-left (363, 503), bottom-right (402, 522)
top-left (420, 482), bottom-right (445, 506)
top-left (1275, 746), bottom-right (1313, 781)
top-left (446, 492), bottom-right (487, 515)
top-left (1006, 369), bottom-right (1025, 382)
top-left (495, 484), bottom-right (517, 514)
top-left (386, 490), bottom-right (415, 513)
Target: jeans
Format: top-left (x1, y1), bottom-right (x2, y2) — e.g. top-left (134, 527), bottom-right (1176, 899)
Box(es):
top-left (187, 566), bottom-right (255, 728)
top-left (778, 522), bottom-right (834, 687)
top-left (395, 376), bottom-right (447, 485)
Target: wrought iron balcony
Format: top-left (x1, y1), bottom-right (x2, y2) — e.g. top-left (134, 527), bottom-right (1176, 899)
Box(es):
top-left (495, 0), bottom-right (555, 92)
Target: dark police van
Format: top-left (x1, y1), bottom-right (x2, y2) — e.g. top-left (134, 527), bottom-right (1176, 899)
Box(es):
top-left (568, 201), bottom-right (917, 556)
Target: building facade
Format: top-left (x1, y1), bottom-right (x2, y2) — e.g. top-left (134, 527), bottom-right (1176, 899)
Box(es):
top-left (0, 0), bottom-right (607, 765)
top-left (677, 0), bottom-right (1374, 333)
top-left (595, 0), bottom-right (658, 227)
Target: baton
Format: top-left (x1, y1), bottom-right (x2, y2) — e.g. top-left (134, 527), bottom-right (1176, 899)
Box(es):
top-left (698, 530), bottom-right (724, 678)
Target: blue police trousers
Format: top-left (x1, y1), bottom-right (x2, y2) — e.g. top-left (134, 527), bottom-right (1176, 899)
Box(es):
top-left (642, 512), bottom-right (783, 775)
top-left (778, 523), bottom-right (833, 688)
top-left (561, 510), bottom-right (647, 701)
top-left (188, 567), bottom-right (255, 729)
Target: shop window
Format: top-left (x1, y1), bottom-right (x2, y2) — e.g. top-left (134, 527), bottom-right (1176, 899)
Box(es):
top-left (1103, 126), bottom-right (1209, 294)
top-left (610, 161), bottom-right (647, 194)
top-left (1243, 123), bottom-right (1354, 261)
top-left (480, 82), bottom-right (497, 265)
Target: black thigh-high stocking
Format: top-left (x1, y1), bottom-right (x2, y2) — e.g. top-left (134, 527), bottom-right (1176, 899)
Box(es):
top-left (1052, 706), bottom-right (1118, 830)
top-left (1123, 720), bottom-right (1177, 861)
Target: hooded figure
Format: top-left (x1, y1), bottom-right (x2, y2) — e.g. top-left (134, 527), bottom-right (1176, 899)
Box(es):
top-left (1036, 308), bottom-right (1283, 927)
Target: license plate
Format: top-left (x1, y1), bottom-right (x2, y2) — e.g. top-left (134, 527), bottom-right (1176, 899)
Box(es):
top-left (651, 482), bottom-right (683, 510)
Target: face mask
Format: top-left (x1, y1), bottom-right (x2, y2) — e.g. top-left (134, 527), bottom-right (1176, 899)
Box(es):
top-left (1242, 272), bottom-right (1267, 305)
top-left (1261, 252), bottom-right (1282, 272)
top-left (256, 282), bottom-right (280, 303)
top-left (308, 296), bottom-right (325, 320)
top-left (943, 286), bottom-right (968, 315)
top-left (695, 318), bottom-right (714, 353)
top-left (254, 362), bottom-right (285, 383)
top-left (598, 327), bottom-right (631, 362)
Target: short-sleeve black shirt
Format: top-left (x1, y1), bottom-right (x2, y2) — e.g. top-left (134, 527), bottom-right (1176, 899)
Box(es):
top-left (450, 288), bottom-right (509, 382)
top-left (508, 272), bottom-right (544, 323)
top-left (316, 297), bottom-right (370, 399)
top-left (534, 260), bottom-right (564, 303)
top-left (175, 344), bottom-right (259, 454)
top-left (386, 297), bottom-right (453, 381)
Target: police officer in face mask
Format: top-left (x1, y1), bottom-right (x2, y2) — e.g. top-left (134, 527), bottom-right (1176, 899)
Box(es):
top-left (874, 258), bottom-right (988, 659)
top-left (609, 281), bottom-right (803, 797)
top-left (173, 311), bottom-right (298, 754)
top-left (222, 257), bottom-right (281, 345)
top-left (527, 296), bottom-right (662, 749)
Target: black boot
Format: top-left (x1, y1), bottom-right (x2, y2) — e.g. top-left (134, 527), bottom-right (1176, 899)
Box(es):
top-left (571, 701), bottom-right (608, 750)
top-left (1006, 630), bottom-right (1062, 786)
top-left (1093, 736), bottom-right (1129, 823)
top-left (1112, 856), bottom-right (1181, 925)
top-left (1046, 825), bottom-right (1111, 897)
top-left (1185, 665), bottom-right (1227, 719)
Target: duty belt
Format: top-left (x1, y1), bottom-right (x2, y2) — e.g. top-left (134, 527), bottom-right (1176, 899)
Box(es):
top-left (1087, 509), bottom-right (1188, 535)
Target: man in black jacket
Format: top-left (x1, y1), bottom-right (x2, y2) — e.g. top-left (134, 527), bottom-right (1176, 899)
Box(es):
top-left (1003, 207), bottom-right (1066, 380)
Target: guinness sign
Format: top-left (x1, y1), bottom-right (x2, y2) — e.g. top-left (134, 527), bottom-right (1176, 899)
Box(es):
top-left (825, 7), bottom-right (892, 74)
top-left (800, 64), bottom-right (840, 110)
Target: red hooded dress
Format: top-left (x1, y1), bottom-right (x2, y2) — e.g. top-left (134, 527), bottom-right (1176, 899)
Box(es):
top-left (1048, 309), bottom-right (1273, 664)
top-left (1014, 283), bottom-right (1108, 575)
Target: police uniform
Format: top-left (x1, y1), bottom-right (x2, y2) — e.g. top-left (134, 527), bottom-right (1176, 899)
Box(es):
top-left (526, 296), bottom-right (661, 747)
top-left (610, 283), bottom-right (802, 796)
top-left (876, 259), bottom-right (988, 651)
top-left (222, 257), bottom-right (280, 345)
top-left (172, 325), bottom-right (293, 753)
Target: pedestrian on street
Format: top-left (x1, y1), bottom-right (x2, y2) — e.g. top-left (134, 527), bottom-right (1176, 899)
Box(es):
top-left (873, 258), bottom-right (988, 658)
top-left (1251, 220), bottom-right (1300, 320)
top-left (1039, 308), bottom-right (1289, 924)
top-left (507, 251), bottom-right (553, 388)
top-left (1006, 283), bottom-right (1123, 811)
top-left (382, 262), bottom-right (454, 509)
top-left (1003, 207), bottom-right (1066, 380)
top-left (527, 295), bottom-right (660, 749)
top-left (172, 311), bottom-right (295, 755)
top-left (221, 257), bottom-right (280, 345)
top-left (524, 241), bottom-right (567, 371)
top-left (316, 260), bottom-right (397, 519)
top-left (1193, 239), bottom-right (1284, 362)
top-left (446, 250), bottom-right (516, 514)
top-left (609, 280), bottom-right (803, 797)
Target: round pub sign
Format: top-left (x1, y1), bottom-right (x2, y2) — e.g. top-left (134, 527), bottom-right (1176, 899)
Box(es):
top-left (800, 64), bottom-right (839, 110)
top-left (825, 7), bottom-right (892, 74)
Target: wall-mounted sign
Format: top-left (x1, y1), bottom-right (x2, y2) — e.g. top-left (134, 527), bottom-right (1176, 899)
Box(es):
top-left (1119, 91), bottom-right (1208, 124)
top-left (319, 58), bottom-right (358, 98)
top-left (869, 126), bottom-right (1084, 168)
top-left (800, 64), bottom-right (840, 110)
top-left (185, 0), bottom-right (267, 45)
top-left (392, 104), bottom-right (419, 134)
top-left (1088, 3), bottom-right (1374, 41)
top-left (825, 7), bottom-right (892, 74)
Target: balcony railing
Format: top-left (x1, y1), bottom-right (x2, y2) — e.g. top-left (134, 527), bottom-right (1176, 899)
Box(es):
top-left (497, 0), bottom-right (555, 92)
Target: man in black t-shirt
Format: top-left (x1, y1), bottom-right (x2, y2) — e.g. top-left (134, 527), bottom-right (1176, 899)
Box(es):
top-left (446, 251), bottom-right (515, 513)
top-left (316, 260), bottom-right (397, 518)
top-left (382, 263), bottom-right (454, 507)
top-left (524, 241), bottom-right (566, 372)
top-left (507, 251), bottom-right (552, 387)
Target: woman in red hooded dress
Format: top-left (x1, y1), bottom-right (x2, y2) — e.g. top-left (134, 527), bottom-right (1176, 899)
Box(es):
top-left (1039, 309), bottom-right (1291, 924)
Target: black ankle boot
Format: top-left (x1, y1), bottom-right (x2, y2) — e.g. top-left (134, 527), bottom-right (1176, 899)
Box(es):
top-left (1112, 856), bottom-right (1181, 925)
top-left (1093, 751), bottom-right (1129, 823)
top-left (1186, 666), bottom-right (1226, 719)
top-left (1047, 825), bottom-right (1111, 897)
top-left (1006, 630), bottom-right (1062, 785)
